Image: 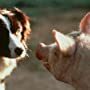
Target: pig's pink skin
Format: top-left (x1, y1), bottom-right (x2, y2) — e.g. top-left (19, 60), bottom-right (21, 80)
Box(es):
top-left (36, 33), bottom-right (90, 90)
top-left (36, 43), bottom-right (47, 60)
top-left (36, 47), bottom-right (50, 70)
top-left (36, 46), bottom-right (44, 60)
top-left (36, 43), bottom-right (56, 70)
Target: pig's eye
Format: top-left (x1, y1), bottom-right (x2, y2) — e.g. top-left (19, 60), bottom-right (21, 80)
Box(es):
top-left (54, 50), bottom-right (60, 58)
top-left (54, 51), bottom-right (58, 57)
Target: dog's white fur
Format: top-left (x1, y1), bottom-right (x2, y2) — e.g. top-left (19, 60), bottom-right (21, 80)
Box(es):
top-left (0, 14), bottom-right (26, 58)
top-left (0, 8), bottom-right (31, 90)
top-left (0, 82), bottom-right (5, 90)
top-left (0, 57), bottom-right (17, 80)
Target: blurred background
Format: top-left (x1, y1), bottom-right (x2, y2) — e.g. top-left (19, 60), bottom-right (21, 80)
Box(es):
top-left (1, 0), bottom-right (90, 90)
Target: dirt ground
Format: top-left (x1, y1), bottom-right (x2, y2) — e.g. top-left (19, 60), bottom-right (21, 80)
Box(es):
top-left (6, 8), bottom-right (87, 90)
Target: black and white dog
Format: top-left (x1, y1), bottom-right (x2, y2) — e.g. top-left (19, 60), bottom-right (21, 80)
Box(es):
top-left (0, 8), bottom-right (31, 90)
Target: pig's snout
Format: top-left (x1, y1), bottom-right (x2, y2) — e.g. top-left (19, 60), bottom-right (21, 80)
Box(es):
top-left (36, 43), bottom-right (48, 60)
top-left (36, 43), bottom-right (51, 71)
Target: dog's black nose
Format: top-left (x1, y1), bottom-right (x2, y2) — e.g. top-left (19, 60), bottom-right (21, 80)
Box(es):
top-left (15, 47), bottom-right (23, 56)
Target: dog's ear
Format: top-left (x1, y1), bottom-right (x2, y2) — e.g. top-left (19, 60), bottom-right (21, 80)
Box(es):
top-left (11, 7), bottom-right (30, 22)
top-left (13, 7), bottom-right (22, 13)
top-left (79, 12), bottom-right (90, 33)
top-left (11, 7), bottom-right (24, 17)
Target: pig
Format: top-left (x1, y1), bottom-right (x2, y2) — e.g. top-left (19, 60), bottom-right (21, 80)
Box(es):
top-left (36, 12), bottom-right (90, 90)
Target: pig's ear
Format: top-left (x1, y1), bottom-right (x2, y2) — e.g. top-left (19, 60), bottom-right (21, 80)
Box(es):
top-left (52, 30), bottom-right (76, 56)
top-left (79, 12), bottom-right (90, 33)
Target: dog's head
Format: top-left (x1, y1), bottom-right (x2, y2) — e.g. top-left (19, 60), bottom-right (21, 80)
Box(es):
top-left (0, 8), bottom-right (31, 58)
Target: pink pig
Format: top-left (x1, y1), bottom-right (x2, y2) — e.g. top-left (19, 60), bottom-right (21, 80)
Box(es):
top-left (36, 12), bottom-right (90, 90)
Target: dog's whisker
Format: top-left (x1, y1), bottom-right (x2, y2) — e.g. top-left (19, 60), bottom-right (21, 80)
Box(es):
top-left (25, 48), bottom-right (32, 58)
top-left (28, 48), bottom-right (32, 52)
top-left (26, 53), bottom-right (29, 58)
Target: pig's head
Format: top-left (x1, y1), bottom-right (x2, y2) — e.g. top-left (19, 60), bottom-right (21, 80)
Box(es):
top-left (36, 30), bottom-right (76, 74)
top-left (36, 12), bottom-right (90, 81)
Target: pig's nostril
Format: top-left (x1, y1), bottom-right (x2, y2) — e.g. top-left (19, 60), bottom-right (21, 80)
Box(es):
top-left (36, 48), bottom-right (44, 60)
top-left (36, 50), bottom-right (43, 60)
top-left (15, 47), bottom-right (23, 56)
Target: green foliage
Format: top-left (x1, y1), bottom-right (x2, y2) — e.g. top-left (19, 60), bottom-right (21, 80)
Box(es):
top-left (0, 0), bottom-right (90, 9)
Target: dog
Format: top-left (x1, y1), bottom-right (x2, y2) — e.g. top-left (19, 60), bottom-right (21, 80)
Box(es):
top-left (0, 7), bottom-right (31, 58)
top-left (36, 12), bottom-right (90, 90)
top-left (0, 8), bottom-right (31, 90)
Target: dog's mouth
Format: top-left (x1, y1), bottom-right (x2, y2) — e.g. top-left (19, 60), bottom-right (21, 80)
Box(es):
top-left (19, 43), bottom-right (32, 59)
top-left (15, 47), bottom-right (31, 61)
